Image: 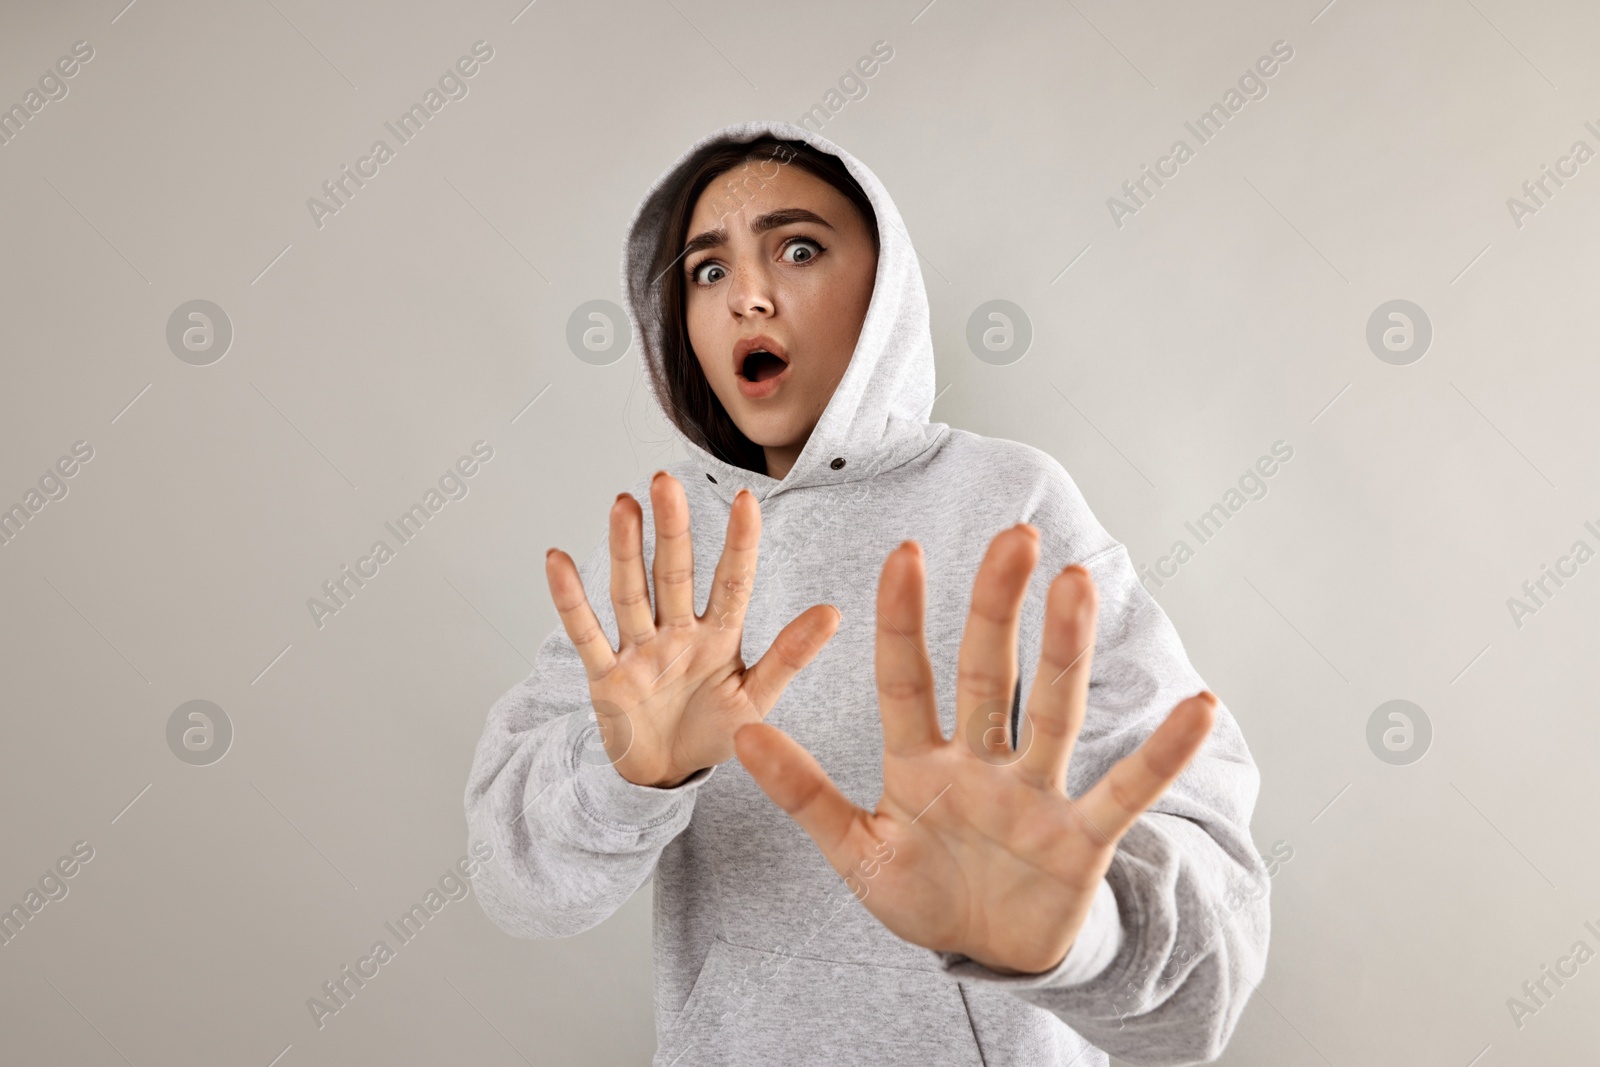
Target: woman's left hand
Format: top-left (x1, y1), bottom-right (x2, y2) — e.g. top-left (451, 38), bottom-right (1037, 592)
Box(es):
top-left (733, 524), bottom-right (1217, 976)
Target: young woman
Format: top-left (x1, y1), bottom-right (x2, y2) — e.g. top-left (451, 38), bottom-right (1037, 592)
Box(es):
top-left (465, 121), bottom-right (1270, 1066)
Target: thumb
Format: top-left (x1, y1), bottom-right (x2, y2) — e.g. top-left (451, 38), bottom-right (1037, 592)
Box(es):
top-left (735, 722), bottom-right (861, 858)
top-left (740, 604), bottom-right (841, 716)
top-left (1075, 691), bottom-right (1217, 845)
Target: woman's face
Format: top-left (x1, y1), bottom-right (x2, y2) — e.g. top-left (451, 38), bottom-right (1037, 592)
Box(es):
top-left (681, 159), bottom-right (878, 480)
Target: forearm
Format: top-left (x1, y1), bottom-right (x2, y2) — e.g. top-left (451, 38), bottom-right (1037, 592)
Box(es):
top-left (465, 707), bottom-right (712, 939)
top-left (942, 812), bottom-right (1271, 1065)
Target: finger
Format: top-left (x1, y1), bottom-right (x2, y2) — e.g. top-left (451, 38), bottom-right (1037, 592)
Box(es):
top-left (1074, 692), bottom-right (1218, 844)
top-left (545, 547), bottom-right (618, 680)
top-left (609, 491), bottom-right (654, 647)
top-left (701, 488), bottom-right (761, 631)
top-left (874, 542), bottom-right (943, 757)
top-left (955, 525), bottom-right (1039, 760)
top-left (650, 472), bottom-right (696, 628)
top-left (735, 722), bottom-right (866, 861)
top-left (742, 604), bottom-right (842, 716)
top-left (1016, 564), bottom-right (1096, 792)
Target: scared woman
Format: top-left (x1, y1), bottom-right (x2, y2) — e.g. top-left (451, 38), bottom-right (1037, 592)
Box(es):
top-left (464, 120), bottom-right (1270, 1066)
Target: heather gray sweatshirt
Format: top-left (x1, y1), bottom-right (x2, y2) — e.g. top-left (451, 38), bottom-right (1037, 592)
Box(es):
top-left (464, 120), bottom-right (1270, 1066)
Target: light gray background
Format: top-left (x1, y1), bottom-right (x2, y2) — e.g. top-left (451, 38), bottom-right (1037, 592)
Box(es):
top-left (2, 0), bottom-right (1597, 1063)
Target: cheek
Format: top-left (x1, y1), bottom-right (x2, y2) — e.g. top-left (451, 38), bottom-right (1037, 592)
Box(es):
top-left (789, 264), bottom-right (871, 361)
top-left (785, 272), bottom-right (852, 339)
top-left (685, 298), bottom-right (725, 378)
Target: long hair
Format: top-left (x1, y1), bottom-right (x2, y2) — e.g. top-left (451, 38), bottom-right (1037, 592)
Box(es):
top-left (642, 137), bottom-right (879, 475)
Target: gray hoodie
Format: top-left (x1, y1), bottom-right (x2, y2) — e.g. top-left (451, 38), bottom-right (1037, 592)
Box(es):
top-left (464, 120), bottom-right (1270, 1066)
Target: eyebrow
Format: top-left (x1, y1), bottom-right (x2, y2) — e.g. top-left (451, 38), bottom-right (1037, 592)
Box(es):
top-left (681, 208), bottom-right (835, 259)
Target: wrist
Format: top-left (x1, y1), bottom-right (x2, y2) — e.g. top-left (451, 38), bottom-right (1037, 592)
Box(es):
top-left (617, 763), bottom-right (700, 789)
top-left (966, 944), bottom-right (1070, 977)
top-left (647, 770), bottom-right (694, 789)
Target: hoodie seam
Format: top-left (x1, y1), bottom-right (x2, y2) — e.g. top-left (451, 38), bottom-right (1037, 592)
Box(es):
top-left (1075, 542), bottom-right (1126, 569)
top-left (715, 935), bottom-right (947, 975)
top-left (955, 982), bottom-right (991, 1067)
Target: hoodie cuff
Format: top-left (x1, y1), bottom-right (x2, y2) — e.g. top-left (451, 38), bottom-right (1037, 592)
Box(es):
top-left (569, 732), bottom-right (717, 831)
top-left (937, 877), bottom-right (1123, 989)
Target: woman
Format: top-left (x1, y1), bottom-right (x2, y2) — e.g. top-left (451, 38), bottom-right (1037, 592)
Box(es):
top-left (464, 121), bottom-right (1270, 1066)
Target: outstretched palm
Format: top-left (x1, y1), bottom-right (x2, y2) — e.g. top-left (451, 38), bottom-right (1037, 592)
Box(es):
top-left (547, 473), bottom-right (839, 790)
top-left (734, 524), bottom-right (1216, 975)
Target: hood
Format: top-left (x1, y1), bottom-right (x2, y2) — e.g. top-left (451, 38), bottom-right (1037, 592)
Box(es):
top-left (620, 120), bottom-right (945, 506)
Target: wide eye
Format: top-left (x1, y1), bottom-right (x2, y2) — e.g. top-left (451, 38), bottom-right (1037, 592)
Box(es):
top-left (691, 260), bottom-right (727, 286)
top-left (781, 238), bottom-right (822, 265)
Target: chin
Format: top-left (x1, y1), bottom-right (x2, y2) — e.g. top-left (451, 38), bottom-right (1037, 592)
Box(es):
top-left (732, 412), bottom-right (803, 450)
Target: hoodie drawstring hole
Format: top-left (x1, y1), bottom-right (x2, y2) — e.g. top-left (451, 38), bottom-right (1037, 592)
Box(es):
top-left (706, 473), bottom-right (718, 483)
top-left (830, 457), bottom-right (846, 470)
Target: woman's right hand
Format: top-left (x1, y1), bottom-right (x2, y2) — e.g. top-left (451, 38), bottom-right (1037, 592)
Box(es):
top-left (545, 470), bottom-right (841, 788)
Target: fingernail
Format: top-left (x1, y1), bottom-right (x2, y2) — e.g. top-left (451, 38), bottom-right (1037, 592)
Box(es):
top-left (546, 548), bottom-right (557, 560)
top-left (615, 491), bottom-right (631, 504)
top-left (652, 469), bottom-right (668, 484)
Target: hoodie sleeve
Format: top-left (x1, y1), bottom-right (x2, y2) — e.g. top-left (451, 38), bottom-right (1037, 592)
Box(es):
top-left (935, 451), bottom-right (1271, 1066)
top-left (463, 514), bottom-right (717, 940)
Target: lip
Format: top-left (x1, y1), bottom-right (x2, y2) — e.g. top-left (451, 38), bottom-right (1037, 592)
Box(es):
top-left (732, 335), bottom-right (790, 400)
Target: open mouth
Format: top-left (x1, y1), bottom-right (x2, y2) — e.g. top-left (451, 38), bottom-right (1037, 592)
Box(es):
top-left (733, 336), bottom-right (790, 395)
top-left (740, 349), bottom-right (789, 382)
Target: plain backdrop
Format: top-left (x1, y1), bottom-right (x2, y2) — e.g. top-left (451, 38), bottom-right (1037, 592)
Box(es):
top-left (2, 0), bottom-right (1598, 1063)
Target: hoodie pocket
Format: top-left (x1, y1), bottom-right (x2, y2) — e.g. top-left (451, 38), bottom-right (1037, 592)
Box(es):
top-left (656, 936), bottom-right (985, 1067)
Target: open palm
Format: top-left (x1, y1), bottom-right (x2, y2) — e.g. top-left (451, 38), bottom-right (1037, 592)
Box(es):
top-left (733, 524), bottom-right (1217, 975)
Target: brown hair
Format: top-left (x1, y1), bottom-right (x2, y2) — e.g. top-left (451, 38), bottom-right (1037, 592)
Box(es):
top-left (642, 137), bottom-right (879, 474)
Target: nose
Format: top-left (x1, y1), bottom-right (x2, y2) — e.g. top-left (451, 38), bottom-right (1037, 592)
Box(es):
top-left (725, 259), bottom-right (774, 319)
